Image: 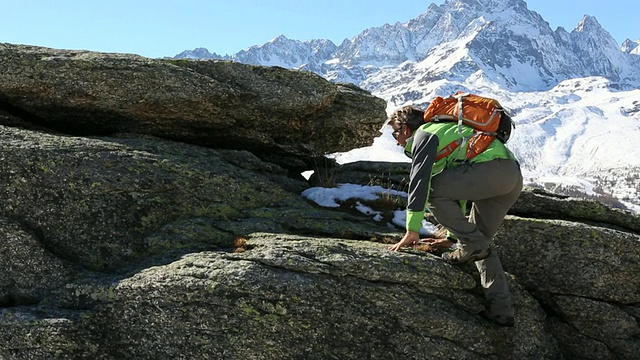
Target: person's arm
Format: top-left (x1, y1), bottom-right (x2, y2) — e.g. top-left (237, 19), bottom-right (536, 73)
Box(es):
top-left (405, 130), bottom-right (439, 233)
top-left (388, 130), bottom-right (439, 252)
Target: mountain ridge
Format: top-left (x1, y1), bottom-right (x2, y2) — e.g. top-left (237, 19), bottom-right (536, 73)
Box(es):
top-left (174, 0), bottom-right (640, 90)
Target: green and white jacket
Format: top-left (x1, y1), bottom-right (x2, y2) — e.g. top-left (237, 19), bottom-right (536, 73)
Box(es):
top-left (403, 121), bottom-right (517, 233)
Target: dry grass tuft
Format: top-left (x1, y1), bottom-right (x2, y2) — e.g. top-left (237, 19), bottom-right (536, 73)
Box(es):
top-left (233, 236), bottom-right (248, 253)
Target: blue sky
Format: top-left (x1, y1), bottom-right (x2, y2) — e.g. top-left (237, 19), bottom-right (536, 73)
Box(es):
top-left (3, 0), bottom-right (638, 58)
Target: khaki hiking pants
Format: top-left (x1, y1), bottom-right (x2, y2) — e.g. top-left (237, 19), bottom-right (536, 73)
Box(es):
top-left (428, 158), bottom-right (523, 318)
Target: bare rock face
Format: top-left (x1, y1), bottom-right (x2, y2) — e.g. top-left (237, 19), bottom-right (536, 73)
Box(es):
top-left (0, 43), bottom-right (386, 171)
top-left (0, 44), bottom-right (638, 359)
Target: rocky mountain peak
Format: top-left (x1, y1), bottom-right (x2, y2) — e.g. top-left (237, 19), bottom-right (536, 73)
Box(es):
top-left (447, 0), bottom-right (526, 13)
top-left (173, 47), bottom-right (220, 59)
top-left (570, 15), bottom-right (631, 80)
top-left (574, 14), bottom-right (602, 32)
top-left (572, 14), bottom-right (617, 46)
top-left (622, 38), bottom-right (640, 54)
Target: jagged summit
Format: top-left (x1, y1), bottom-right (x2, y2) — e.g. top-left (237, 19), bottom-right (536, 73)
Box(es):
top-left (173, 47), bottom-right (222, 59)
top-left (575, 14), bottom-right (597, 28)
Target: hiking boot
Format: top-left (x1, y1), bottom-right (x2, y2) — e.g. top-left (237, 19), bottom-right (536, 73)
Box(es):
top-left (482, 310), bottom-right (515, 327)
top-left (441, 243), bottom-right (490, 265)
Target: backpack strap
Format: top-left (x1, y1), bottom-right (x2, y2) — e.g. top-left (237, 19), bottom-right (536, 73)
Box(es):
top-left (435, 138), bottom-right (463, 161)
top-left (436, 134), bottom-right (489, 162)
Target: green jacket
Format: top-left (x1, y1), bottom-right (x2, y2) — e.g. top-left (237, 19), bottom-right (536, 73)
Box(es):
top-left (403, 122), bottom-right (517, 232)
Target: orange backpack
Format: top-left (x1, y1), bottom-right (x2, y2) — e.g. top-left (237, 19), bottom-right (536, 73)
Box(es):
top-left (424, 92), bottom-right (514, 161)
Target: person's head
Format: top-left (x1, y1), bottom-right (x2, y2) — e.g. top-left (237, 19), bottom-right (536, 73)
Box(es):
top-left (385, 106), bottom-right (424, 147)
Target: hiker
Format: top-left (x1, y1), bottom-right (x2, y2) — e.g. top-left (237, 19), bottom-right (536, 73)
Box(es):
top-left (385, 103), bottom-right (522, 327)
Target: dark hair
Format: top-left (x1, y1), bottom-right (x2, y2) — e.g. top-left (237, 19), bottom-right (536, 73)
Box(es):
top-left (388, 106), bottom-right (424, 132)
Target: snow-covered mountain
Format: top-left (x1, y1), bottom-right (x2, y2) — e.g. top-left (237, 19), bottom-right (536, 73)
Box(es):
top-left (175, 36), bottom-right (338, 68)
top-left (173, 0), bottom-right (640, 211)
top-left (622, 39), bottom-right (640, 55)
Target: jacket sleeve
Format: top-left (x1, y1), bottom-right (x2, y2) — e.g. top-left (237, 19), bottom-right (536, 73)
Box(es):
top-left (406, 130), bottom-right (439, 232)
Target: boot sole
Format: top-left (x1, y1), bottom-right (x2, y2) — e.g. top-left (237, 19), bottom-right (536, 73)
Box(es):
top-left (442, 247), bottom-right (491, 265)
